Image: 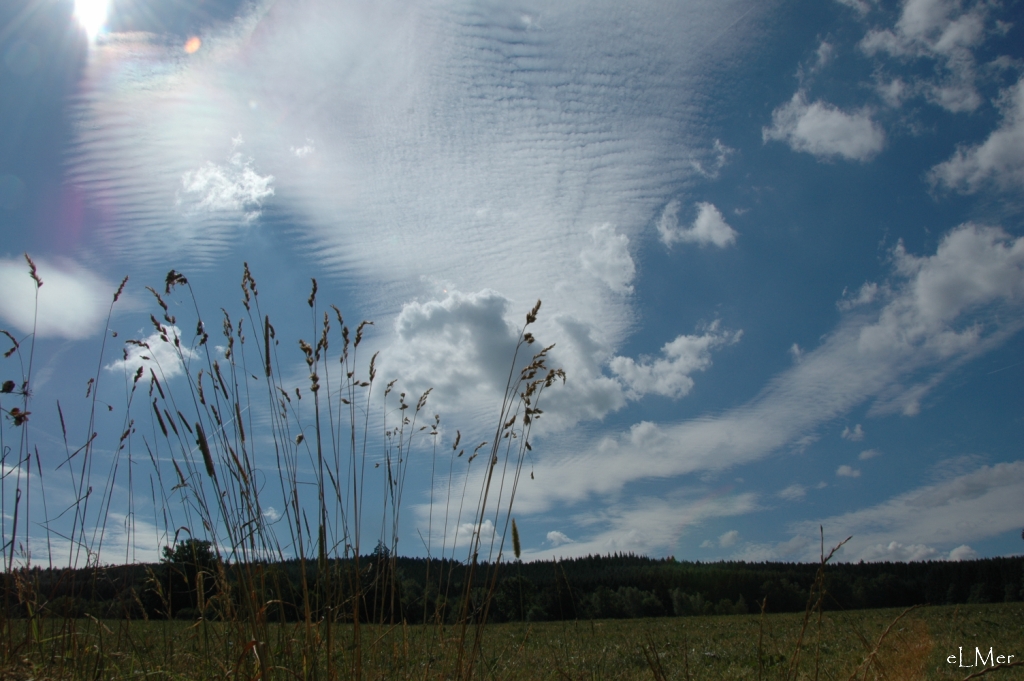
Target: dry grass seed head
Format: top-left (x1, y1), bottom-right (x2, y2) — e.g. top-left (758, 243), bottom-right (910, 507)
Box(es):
top-left (164, 270), bottom-right (188, 294)
top-left (24, 252), bottom-right (42, 288)
top-left (1, 329), bottom-right (18, 357)
top-left (113, 276), bottom-right (128, 302)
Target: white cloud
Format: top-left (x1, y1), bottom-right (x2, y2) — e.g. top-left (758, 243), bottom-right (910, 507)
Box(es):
top-left (841, 424), bottom-right (865, 441)
top-left (930, 79), bottom-right (1024, 192)
top-left (0, 257), bottom-right (115, 340)
top-left (948, 544), bottom-right (978, 561)
top-left (858, 541), bottom-right (938, 561)
top-left (657, 201), bottom-right (738, 248)
top-left (381, 289), bottom-right (524, 418)
top-left (609, 321), bottom-right (741, 400)
top-left (180, 146), bottom-right (274, 222)
top-left (65, 0), bottom-right (764, 374)
top-left (859, 448), bottom-right (881, 460)
top-left (691, 139), bottom-right (735, 178)
top-left (835, 0), bottom-right (876, 16)
top-left (875, 77), bottom-right (909, 108)
top-left (763, 91), bottom-right (885, 161)
top-left (510, 223), bottom-right (1024, 517)
top-left (858, 0), bottom-right (997, 113)
top-left (789, 343), bottom-right (804, 362)
top-left (785, 460), bottom-right (1024, 562)
top-left (718, 529), bottom-right (739, 547)
top-left (105, 326), bottom-right (197, 380)
top-left (290, 139), bottom-right (315, 157)
top-left (579, 224), bottom-right (635, 294)
top-left (453, 519), bottom-right (498, 550)
top-left (778, 484), bottom-right (807, 501)
top-left (838, 282), bottom-right (882, 310)
top-left (521, 491), bottom-right (758, 561)
top-left (836, 465), bottom-right (861, 478)
top-left (813, 41), bottom-right (835, 72)
top-left (384, 290), bottom-right (737, 435)
top-left (546, 531), bottom-right (574, 547)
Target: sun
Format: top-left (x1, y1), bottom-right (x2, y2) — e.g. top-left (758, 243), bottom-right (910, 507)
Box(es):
top-left (74, 0), bottom-right (110, 40)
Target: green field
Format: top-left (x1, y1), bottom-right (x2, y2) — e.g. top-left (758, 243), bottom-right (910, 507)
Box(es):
top-left (3, 602), bottom-right (1022, 679)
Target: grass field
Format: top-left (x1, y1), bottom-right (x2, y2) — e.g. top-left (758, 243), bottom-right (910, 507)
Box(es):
top-left (3, 602), bottom-right (1022, 679)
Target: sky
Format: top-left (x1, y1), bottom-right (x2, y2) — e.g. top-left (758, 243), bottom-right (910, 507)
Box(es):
top-left (1, 0), bottom-right (1023, 568)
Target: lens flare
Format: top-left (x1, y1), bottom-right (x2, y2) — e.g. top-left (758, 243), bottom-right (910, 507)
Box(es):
top-left (74, 0), bottom-right (109, 40)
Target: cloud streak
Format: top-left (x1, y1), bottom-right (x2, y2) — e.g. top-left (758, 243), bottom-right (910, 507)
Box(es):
top-left (514, 223), bottom-right (1024, 521)
top-left (0, 257), bottom-right (115, 340)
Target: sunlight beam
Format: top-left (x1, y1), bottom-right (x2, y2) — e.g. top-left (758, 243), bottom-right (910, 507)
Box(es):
top-left (74, 0), bottom-right (110, 40)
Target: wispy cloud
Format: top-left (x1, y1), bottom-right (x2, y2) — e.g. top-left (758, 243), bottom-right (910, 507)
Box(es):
top-left (523, 491), bottom-right (758, 560)
top-left (65, 0), bottom-right (767, 367)
top-left (841, 424), bottom-right (865, 441)
top-left (514, 223), bottom-right (1024, 520)
top-left (0, 257), bottom-right (115, 340)
top-left (787, 460), bottom-right (1024, 562)
top-left (778, 484), bottom-right (807, 501)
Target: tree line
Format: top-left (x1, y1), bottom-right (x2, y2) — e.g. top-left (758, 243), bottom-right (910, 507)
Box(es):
top-left (5, 542), bottom-right (1022, 623)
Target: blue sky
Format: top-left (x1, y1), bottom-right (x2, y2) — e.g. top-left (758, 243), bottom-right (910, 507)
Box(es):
top-left (1, 0), bottom-right (1023, 567)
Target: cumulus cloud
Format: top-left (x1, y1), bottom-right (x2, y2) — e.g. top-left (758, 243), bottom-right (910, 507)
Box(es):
top-left (930, 79), bottom-right (1024, 192)
top-left (105, 327), bottom-right (197, 380)
top-left (579, 224), bottom-right (635, 294)
top-left (836, 465), bottom-right (861, 478)
top-left (450, 519), bottom-right (498, 550)
top-left (657, 200), bottom-right (738, 248)
top-left (718, 529), bottom-right (739, 547)
top-left (385, 289), bottom-right (738, 432)
top-left (948, 544), bottom-right (978, 561)
top-left (179, 143), bottom-right (274, 222)
top-left (858, 0), bottom-right (999, 113)
top-left (546, 531), bottom-right (574, 547)
top-left (382, 289), bottom-right (522, 416)
top-left (859, 448), bottom-right (881, 460)
top-left (609, 321), bottom-right (741, 400)
top-left (841, 424), bottom-right (865, 441)
top-left (0, 257), bottom-right (115, 340)
top-left (763, 91), bottom-right (885, 161)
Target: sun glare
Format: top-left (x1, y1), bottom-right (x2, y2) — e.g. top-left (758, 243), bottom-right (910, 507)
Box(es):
top-left (74, 0), bottom-right (109, 40)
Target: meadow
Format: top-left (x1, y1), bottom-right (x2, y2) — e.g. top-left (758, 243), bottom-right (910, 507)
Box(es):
top-left (2, 257), bottom-right (1022, 680)
top-left (2, 603), bottom-right (1023, 679)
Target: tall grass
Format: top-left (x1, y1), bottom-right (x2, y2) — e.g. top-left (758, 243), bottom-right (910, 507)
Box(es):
top-left (0, 256), bottom-right (563, 679)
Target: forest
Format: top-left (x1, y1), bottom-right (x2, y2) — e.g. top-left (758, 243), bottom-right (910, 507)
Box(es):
top-left (8, 541), bottom-right (1022, 624)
